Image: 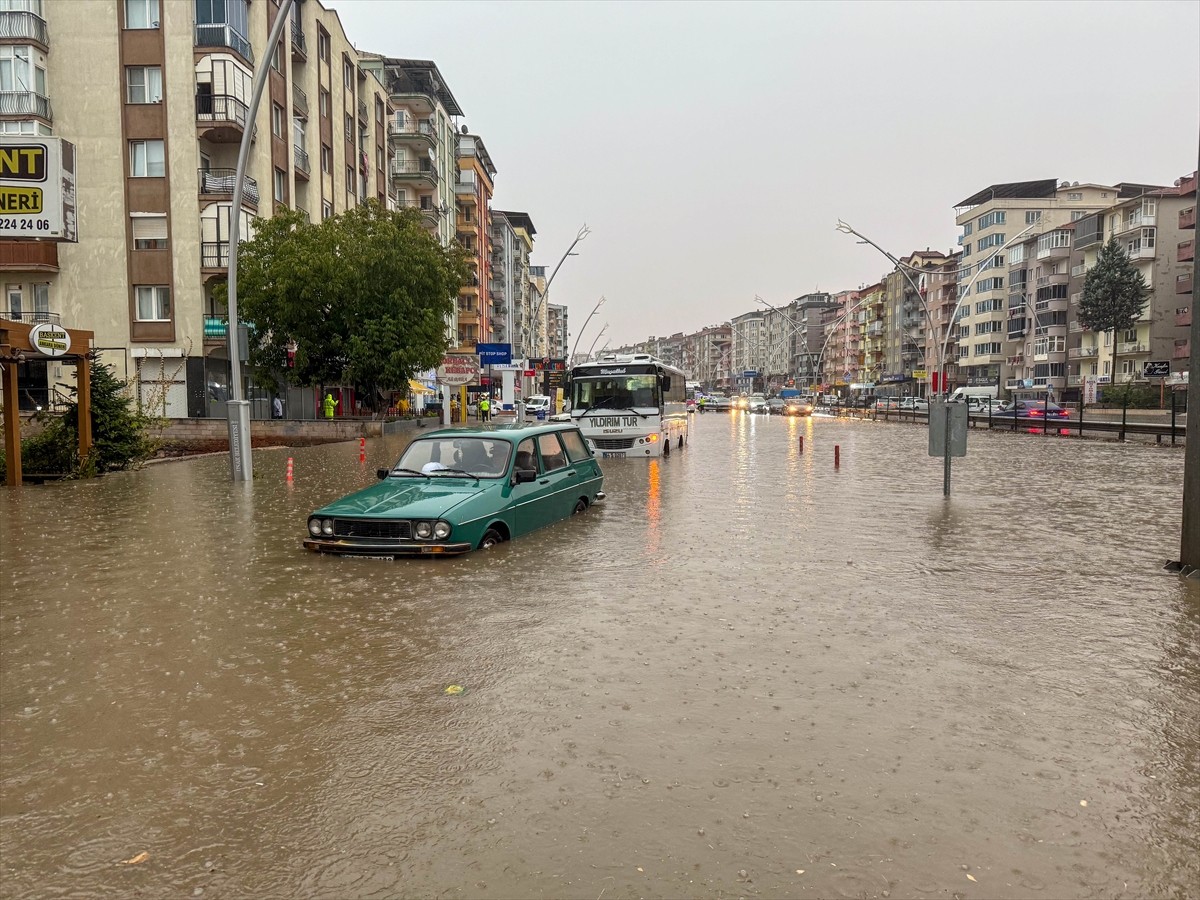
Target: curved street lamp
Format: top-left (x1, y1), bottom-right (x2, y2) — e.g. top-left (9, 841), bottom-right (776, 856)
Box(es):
top-left (586, 322), bottom-right (609, 359)
top-left (569, 295), bottom-right (607, 361)
top-left (530, 223), bottom-right (590, 357)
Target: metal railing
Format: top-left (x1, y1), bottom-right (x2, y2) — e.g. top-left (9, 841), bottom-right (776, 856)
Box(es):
top-left (195, 92), bottom-right (249, 129)
top-left (201, 241), bottom-right (230, 269)
top-left (0, 91), bottom-right (51, 120)
top-left (294, 145), bottom-right (310, 175)
top-left (290, 20), bottom-right (306, 57)
top-left (292, 83), bottom-right (308, 116)
top-left (358, 98), bottom-right (368, 121)
top-left (194, 23), bottom-right (253, 62)
top-left (0, 10), bottom-right (49, 46)
top-left (2, 310), bottom-right (59, 325)
top-left (197, 168), bottom-right (260, 205)
top-left (389, 159), bottom-right (438, 181)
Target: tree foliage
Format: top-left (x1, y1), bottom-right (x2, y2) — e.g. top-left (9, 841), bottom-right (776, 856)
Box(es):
top-left (1078, 237), bottom-right (1149, 380)
top-left (0, 351), bottom-right (158, 480)
top-left (227, 201), bottom-right (467, 405)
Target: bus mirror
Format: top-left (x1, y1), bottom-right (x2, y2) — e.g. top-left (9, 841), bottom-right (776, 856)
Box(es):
top-left (661, 376), bottom-right (671, 392)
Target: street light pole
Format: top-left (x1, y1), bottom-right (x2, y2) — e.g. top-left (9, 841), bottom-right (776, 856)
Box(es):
top-left (569, 295), bottom-right (607, 361)
top-left (586, 322), bottom-right (609, 359)
top-left (225, 0), bottom-right (295, 482)
top-left (755, 295), bottom-right (822, 391)
top-left (530, 223), bottom-right (590, 358)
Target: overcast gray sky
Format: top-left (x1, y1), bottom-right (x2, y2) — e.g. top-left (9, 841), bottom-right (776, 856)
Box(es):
top-left (330, 0), bottom-right (1199, 349)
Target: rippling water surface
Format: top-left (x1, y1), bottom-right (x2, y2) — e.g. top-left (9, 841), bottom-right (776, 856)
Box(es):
top-left (2, 415), bottom-right (1197, 899)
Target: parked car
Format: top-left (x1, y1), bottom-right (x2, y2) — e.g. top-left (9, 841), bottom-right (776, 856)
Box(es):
top-left (966, 396), bottom-right (1007, 415)
top-left (990, 400), bottom-right (1071, 420)
top-left (303, 423), bottom-right (605, 557)
top-left (874, 397), bottom-right (902, 412)
top-left (899, 397), bottom-right (930, 412)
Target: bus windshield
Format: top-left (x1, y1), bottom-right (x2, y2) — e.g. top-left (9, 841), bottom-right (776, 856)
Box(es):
top-left (572, 375), bottom-right (660, 411)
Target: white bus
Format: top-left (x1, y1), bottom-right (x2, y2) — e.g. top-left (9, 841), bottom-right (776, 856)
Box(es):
top-left (567, 354), bottom-right (689, 458)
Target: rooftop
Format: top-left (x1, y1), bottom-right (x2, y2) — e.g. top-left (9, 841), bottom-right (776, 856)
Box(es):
top-left (494, 210), bottom-right (536, 236)
top-left (362, 56), bottom-right (464, 116)
top-left (956, 179), bottom-right (1059, 208)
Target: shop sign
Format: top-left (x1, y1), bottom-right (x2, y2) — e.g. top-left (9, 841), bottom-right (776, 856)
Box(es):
top-left (29, 322), bottom-right (71, 357)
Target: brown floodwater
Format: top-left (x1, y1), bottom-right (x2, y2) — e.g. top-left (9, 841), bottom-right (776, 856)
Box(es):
top-left (1, 413), bottom-right (1197, 899)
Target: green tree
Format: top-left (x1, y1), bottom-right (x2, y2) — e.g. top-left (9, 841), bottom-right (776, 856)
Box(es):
top-left (1077, 237), bottom-right (1149, 390)
top-left (227, 201), bottom-right (467, 409)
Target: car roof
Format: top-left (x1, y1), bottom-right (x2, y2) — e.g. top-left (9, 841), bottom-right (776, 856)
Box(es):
top-left (417, 422), bottom-right (579, 442)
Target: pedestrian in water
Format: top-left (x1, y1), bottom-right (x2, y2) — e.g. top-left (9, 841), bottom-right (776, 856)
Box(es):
top-left (322, 392), bottom-right (338, 419)
top-left (272, 394), bottom-right (284, 419)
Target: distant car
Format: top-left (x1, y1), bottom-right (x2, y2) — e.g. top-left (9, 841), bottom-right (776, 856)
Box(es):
top-left (303, 423), bottom-right (605, 557)
top-left (748, 393), bottom-right (769, 414)
top-left (524, 395), bottom-right (552, 418)
top-left (767, 398), bottom-right (787, 415)
top-left (899, 397), bottom-right (930, 412)
top-left (874, 397), bottom-right (902, 412)
top-left (733, 395), bottom-right (749, 410)
top-left (990, 400), bottom-right (1071, 420)
top-left (706, 395), bottom-right (732, 411)
top-left (966, 397), bottom-right (1006, 414)
top-left (784, 399), bottom-right (813, 416)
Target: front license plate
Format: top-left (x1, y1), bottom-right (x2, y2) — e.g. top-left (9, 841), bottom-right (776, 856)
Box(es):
top-left (602, 451), bottom-right (626, 459)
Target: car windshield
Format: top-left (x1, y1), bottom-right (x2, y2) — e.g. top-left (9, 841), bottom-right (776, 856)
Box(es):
top-left (395, 437), bottom-right (512, 478)
top-left (572, 375), bottom-right (660, 411)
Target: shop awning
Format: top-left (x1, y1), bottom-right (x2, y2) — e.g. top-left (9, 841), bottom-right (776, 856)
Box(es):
top-left (408, 379), bottom-right (435, 395)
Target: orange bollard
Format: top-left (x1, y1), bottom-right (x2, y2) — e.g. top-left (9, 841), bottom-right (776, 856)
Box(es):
top-left (359, 436), bottom-right (366, 463)
top-left (286, 457), bottom-right (294, 481)
top-left (834, 445), bottom-right (840, 468)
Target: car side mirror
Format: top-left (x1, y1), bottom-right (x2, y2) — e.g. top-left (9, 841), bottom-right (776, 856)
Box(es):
top-left (514, 468), bottom-right (538, 484)
top-left (376, 468), bottom-right (390, 480)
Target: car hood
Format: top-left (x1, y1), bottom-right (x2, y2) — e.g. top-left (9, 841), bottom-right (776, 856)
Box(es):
top-left (313, 477), bottom-right (498, 520)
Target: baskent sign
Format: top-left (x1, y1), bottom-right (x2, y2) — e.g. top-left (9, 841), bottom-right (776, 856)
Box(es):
top-left (436, 354), bottom-right (479, 386)
top-left (0, 138), bottom-right (77, 242)
top-left (29, 322), bottom-right (71, 357)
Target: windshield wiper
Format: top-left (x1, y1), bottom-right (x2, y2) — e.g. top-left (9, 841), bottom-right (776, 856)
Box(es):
top-left (430, 468), bottom-right (480, 482)
top-left (390, 467), bottom-right (429, 478)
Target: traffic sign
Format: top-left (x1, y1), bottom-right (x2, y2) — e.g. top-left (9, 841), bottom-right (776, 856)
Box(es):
top-left (742, 370), bottom-right (758, 378)
top-left (476, 343), bottom-right (512, 365)
top-left (1143, 360), bottom-right (1170, 378)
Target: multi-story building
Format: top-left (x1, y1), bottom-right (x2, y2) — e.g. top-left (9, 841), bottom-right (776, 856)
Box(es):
top-left (453, 132), bottom-right (495, 349)
top-left (880, 251), bottom-right (948, 396)
top-left (730, 310), bottom-right (765, 392)
top-left (856, 282), bottom-right (887, 389)
top-left (790, 292), bottom-right (838, 388)
top-left (490, 210), bottom-right (534, 358)
top-left (546, 302), bottom-right (568, 359)
top-left (0, 0), bottom-right (395, 416)
top-left (1059, 171), bottom-right (1196, 400)
top-left (685, 323), bottom-right (732, 391)
top-left (528, 265), bottom-right (547, 357)
top-left (920, 253), bottom-right (962, 394)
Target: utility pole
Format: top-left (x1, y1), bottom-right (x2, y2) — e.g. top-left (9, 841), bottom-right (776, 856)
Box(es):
top-left (1178, 140), bottom-right (1199, 574)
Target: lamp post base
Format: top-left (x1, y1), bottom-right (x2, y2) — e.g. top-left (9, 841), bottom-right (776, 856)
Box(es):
top-left (227, 400), bottom-right (253, 482)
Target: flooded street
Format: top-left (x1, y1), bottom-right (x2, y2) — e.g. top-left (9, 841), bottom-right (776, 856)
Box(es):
top-left (2, 414), bottom-right (1197, 899)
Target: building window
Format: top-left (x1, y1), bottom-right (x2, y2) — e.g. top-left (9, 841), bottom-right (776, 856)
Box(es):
top-left (1025, 210), bottom-right (1042, 225)
top-left (131, 213), bottom-right (168, 249)
top-left (344, 113), bottom-right (353, 142)
top-left (345, 165), bottom-right (353, 194)
top-left (1071, 210), bottom-right (1086, 221)
top-left (322, 201), bottom-right (333, 220)
top-left (134, 285), bottom-right (171, 321)
top-left (317, 29), bottom-right (330, 61)
top-left (977, 210), bottom-right (1006, 230)
top-left (125, 66), bottom-right (162, 103)
top-left (1123, 328), bottom-right (1138, 342)
top-left (0, 45), bottom-right (47, 98)
top-left (343, 58), bottom-right (354, 90)
top-left (0, 1), bottom-right (44, 14)
top-left (961, 222), bottom-right (973, 237)
top-left (320, 143), bottom-right (331, 173)
top-left (129, 139), bottom-right (165, 177)
top-left (319, 88), bottom-right (330, 118)
top-left (6, 284), bottom-right (21, 318)
top-left (977, 233), bottom-right (1006, 251)
top-left (124, 0), bottom-right (159, 28)
top-left (271, 102), bottom-right (284, 138)
top-left (1067, 192), bottom-right (1083, 201)
top-left (32, 281), bottom-right (49, 316)
top-left (271, 40), bottom-right (283, 72)
top-left (273, 167), bottom-right (285, 202)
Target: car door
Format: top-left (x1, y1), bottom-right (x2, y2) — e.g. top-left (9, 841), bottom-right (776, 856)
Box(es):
top-left (534, 431), bottom-right (577, 522)
top-left (508, 437), bottom-right (555, 538)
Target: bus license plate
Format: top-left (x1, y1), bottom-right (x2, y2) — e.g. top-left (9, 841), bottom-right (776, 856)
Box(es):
top-left (601, 451), bottom-right (626, 459)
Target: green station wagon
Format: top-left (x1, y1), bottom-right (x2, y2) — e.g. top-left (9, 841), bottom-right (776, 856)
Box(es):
top-left (303, 423), bottom-right (605, 557)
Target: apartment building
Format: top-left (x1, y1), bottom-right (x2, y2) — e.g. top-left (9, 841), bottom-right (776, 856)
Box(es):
top-left (528, 265), bottom-right (547, 358)
top-left (684, 323), bottom-right (732, 391)
top-left (490, 210), bottom-right (535, 358)
top-left (453, 132), bottom-right (495, 349)
top-left (546, 302), bottom-right (568, 359)
top-left (0, 0), bottom-right (394, 415)
top-left (790, 292), bottom-right (838, 387)
top-left (920, 253), bottom-right (961, 393)
top-left (729, 310), bottom-right (765, 392)
top-left (854, 282), bottom-right (886, 388)
top-left (1057, 171), bottom-right (1196, 400)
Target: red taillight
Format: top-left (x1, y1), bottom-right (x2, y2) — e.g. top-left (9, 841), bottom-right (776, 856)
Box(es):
top-left (1029, 409), bottom-right (1043, 416)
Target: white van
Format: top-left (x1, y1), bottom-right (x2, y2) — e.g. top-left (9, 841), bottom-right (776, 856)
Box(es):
top-left (524, 395), bottom-right (552, 418)
top-left (948, 386), bottom-right (998, 403)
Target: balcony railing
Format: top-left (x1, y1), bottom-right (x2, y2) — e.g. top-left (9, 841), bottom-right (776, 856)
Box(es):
top-left (292, 83), bottom-right (308, 117)
top-left (196, 92), bottom-right (249, 130)
top-left (0, 10), bottom-right (49, 47)
top-left (1181, 207), bottom-right (1196, 229)
top-left (290, 20), bottom-right (307, 59)
top-left (1069, 346), bottom-right (1099, 358)
top-left (395, 198), bottom-right (441, 218)
top-left (358, 98), bottom-right (368, 121)
top-left (389, 159), bottom-right (438, 182)
top-left (201, 241), bottom-right (230, 269)
top-left (1179, 240), bottom-right (1194, 263)
top-left (198, 168), bottom-right (260, 205)
top-left (2, 309), bottom-right (59, 325)
top-left (195, 23), bottom-right (253, 63)
top-left (0, 91), bottom-right (52, 120)
top-left (294, 145), bottom-right (310, 176)
top-left (1177, 272), bottom-right (1193, 295)
top-left (1117, 341), bottom-right (1148, 355)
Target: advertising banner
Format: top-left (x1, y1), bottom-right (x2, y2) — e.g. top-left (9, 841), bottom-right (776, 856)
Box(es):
top-left (0, 137), bottom-right (77, 242)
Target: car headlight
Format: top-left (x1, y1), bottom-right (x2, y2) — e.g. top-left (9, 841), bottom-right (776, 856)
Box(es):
top-left (321, 518), bottom-right (334, 536)
top-left (415, 521), bottom-right (433, 539)
top-left (308, 518), bottom-right (322, 536)
top-left (433, 521), bottom-right (451, 540)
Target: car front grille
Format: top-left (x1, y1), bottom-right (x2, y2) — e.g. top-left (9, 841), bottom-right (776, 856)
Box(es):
top-left (333, 518), bottom-right (412, 540)
top-left (592, 437), bottom-right (637, 450)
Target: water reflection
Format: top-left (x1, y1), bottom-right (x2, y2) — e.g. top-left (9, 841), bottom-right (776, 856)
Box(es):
top-left (1, 416), bottom-right (1196, 898)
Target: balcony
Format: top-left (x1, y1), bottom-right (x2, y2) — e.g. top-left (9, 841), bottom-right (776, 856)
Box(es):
top-left (1068, 374), bottom-right (1085, 386)
top-left (388, 119), bottom-right (437, 151)
top-left (203, 314), bottom-right (254, 343)
top-left (455, 176), bottom-right (479, 196)
top-left (0, 9), bottom-right (49, 48)
top-left (389, 158), bottom-right (437, 185)
top-left (0, 240), bottom-right (58, 272)
top-left (1178, 240), bottom-right (1194, 263)
top-left (292, 84), bottom-right (308, 118)
top-left (1177, 306), bottom-right (1192, 328)
top-left (1181, 207), bottom-right (1196, 229)
top-left (2, 309), bottom-right (60, 326)
top-left (1069, 346), bottom-right (1099, 359)
top-left (294, 145), bottom-right (310, 179)
top-left (290, 20), bottom-right (307, 61)
top-left (358, 98), bottom-right (368, 122)
top-left (1178, 272), bottom-right (1193, 295)
top-left (201, 241), bottom-right (230, 271)
top-left (1117, 341), bottom-right (1148, 355)
top-left (198, 169), bottom-right (259, 207)
top-left (0, 91), bottom-right (51, 121)
top-left (196, 93), bottom-right (249, 142)
top-left (1114, 213), bottom-right (1155, 235)
top-left (1174, 340), bottom-right (1191, 359)
top-left (1036, 273), bottom-right (1069, 287)
top-left (194, 23), bottom-right (253, 63)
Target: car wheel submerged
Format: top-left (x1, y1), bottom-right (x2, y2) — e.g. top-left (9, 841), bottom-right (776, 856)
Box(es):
top-left (479, 528), bottom-right (505, 550)
top-left (572, 499), bottom-right (588, 515)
